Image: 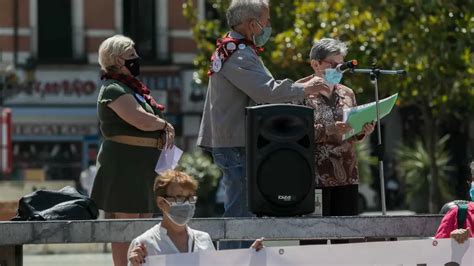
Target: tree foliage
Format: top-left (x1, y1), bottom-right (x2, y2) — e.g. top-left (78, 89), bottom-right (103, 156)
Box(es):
top-left (395, 134), bottom-right (454, 213)
top-left (184, 0), bottom-right (473, 113)
top-left (177, 150), bottom-right (221, 198)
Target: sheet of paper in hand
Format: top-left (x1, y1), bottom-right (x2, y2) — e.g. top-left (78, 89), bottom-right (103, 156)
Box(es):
top-left (342, 93), bottom-right (398, 140)
top-left (155, 145), bottom-right (183, 174)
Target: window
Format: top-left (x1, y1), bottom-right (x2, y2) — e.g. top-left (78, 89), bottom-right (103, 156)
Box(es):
top-left (37, 0), bottom-right (73, 62)
top-left (123, 0), bottom-right (156, 61)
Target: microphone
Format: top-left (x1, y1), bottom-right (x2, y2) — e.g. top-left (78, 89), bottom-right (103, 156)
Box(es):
top-left (336, 60), bottom-right (358, 73)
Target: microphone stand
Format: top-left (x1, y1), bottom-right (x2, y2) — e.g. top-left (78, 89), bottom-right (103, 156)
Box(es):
top-left (349, 64), bottom-right (406, 215)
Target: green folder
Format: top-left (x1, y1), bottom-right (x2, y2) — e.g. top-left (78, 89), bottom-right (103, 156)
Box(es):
top-left (342, 93), bottom-right (398, 140)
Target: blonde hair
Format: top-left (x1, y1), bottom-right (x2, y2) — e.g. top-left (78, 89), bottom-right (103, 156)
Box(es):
top-left (98, 34), bottom-right (135, 73)
top-left (153, 170), bottom-right (198, 197)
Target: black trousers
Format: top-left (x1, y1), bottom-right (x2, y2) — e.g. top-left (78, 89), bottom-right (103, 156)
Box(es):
top-left (322, 184), bottom-right (359, 216)
top-left (301, 184), bottom-right (359, 245)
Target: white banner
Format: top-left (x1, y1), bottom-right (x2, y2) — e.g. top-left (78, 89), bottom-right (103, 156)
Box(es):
top-left (145, 239), bottom-right (474, 266)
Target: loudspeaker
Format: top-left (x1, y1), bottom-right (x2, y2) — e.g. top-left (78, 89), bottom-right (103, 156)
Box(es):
top-left (246, 104), bottom-right (315, 217)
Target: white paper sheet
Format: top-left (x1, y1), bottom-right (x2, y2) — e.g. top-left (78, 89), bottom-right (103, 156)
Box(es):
top-left (155, 145), bottom-right (183, 174)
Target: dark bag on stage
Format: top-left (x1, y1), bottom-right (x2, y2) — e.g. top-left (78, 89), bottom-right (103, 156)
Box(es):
top-left (11, 186), bottom-right (99, 221)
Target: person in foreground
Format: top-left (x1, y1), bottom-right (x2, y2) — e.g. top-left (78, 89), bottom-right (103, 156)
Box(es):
top-left (127, 170), bottom-right (264, 265)
top-left (92, 34), bottom-right (175, 266)
top-left (435, 162), bottom-right (474, 244)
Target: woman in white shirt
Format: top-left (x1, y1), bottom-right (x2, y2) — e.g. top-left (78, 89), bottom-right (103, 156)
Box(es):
top-left (128, 170), bottom-right (263, 265)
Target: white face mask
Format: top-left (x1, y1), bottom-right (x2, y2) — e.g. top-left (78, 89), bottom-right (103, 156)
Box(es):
top-left (165, 202), bottom-right (196, 226)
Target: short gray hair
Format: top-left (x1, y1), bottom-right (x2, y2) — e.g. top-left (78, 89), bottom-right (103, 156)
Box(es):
top-left (98, 34), bottom-right (135, 73)
top-left (309, 38), bottom-right (348, 61)
top-left (226, 0), bottom-right (269, 28)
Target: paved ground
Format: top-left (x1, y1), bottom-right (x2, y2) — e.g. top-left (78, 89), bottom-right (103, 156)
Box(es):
top-left (23, 243), bottom-right (112, 266)
top-left (24, 253), bottom-right (113, 266)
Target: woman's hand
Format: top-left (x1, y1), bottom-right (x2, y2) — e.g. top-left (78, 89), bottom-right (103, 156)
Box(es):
top-left (128, 243), bottom-right (147, 265)
top-left (450, 227), bottom-right (471, 244)
top-left (326, 121), bottom-right (352, 136)
top-left (361, 122), bottom-right (375, 136)
top-left (161, 121), bottom-right (175, 149)
top-left (250, 237), bottom-right (265, 252)
top-left (354, 122), bottom-right (375, 141)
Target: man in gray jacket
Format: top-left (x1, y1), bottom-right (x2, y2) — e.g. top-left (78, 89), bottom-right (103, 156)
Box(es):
top-left (197, 0), bottom-right (328, 245)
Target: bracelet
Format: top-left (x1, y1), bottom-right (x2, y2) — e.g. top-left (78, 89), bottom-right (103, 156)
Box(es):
top-left (161, 121), bottom-right (168, 131)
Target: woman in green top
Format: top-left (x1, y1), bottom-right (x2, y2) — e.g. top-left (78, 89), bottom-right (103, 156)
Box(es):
top-left (91, 34), bottom-right (175, 266)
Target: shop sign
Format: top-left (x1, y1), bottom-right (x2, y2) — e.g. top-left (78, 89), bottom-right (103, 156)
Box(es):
top-left (5, 69), bottom-right (184, 108)
top-left (5, 69), bottom-right (100, 105)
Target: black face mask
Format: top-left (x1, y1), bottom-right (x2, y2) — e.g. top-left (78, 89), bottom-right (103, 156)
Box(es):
top-left (124, 57), bottom-right (140, 77)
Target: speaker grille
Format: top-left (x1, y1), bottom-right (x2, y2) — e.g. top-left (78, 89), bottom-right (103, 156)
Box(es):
top-left (261, 114), bottom-right (307, 141)
top-left (257, 148), bottom-right (312, 206)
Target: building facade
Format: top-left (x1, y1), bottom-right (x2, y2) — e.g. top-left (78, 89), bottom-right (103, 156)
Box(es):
top-left (0, 0), bottom-right (206, 180)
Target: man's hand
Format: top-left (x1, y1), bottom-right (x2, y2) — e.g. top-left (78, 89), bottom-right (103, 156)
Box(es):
top-left (326, 121), bottom-right (352, 136)
top-left (128, 243), bottom-right (148, 266)
top-left (295, 75), bottom-right (313, 84)
top-left (450, 227), bottom-right (471, 244)
top-left (302, 76), bottom-right (331, 98)
top-left (250, 237), bottom-right (265, 252)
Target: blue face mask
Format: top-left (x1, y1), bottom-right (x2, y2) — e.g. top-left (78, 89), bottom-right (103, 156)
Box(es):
top-left (324, 68), bottom-right (343, 85)
top-left (253, 20), bottom-right (272, 47)
top-left (470, 182), bottom-right (474, 201)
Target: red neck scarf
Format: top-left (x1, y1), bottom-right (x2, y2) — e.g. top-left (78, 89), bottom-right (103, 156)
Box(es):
top-left (208, 32), bottom-right (264, 76)
top-left (219, 33), bottom-right (264, 55)
top-left (101, 72), bottom-right (165, 111)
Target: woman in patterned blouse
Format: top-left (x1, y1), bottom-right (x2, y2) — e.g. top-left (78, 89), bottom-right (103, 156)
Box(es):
top-left (298, 38), bottom-right (375, 216)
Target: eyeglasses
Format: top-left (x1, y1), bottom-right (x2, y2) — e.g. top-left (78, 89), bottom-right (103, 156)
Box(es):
top-left (163, 195), bottom-right (198, 205)
top-left (321, 59), bottom-right (343, 68)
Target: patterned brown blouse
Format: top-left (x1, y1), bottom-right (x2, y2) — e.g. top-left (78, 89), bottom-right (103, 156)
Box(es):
top-left (301, 84), bottom-right (363, 188)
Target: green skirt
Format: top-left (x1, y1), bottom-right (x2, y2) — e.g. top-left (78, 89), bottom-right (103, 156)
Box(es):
top-left (91, 140), bottom-right (161, 213)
